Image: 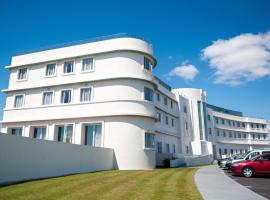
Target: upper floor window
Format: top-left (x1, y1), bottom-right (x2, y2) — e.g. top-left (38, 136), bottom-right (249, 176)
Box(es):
top-left (144, 87), bottom-right (154, 102)
top-left (251, 123), bottom-right (254, 128)
top-left (157, 112), bottom-right (161, 122)
top-left (14, 95), bottom-right (24, 108)
top-left (256, 124), bottom-right (259, 129)
top-left (157, 142), bottom-right (162, 153)
top-left (185, 121), bottom-right (188, 130)
top-left (61, 90), bottom-right (72, 104)
top-left (64, 61), bottom-right (74, 74)
top-left (42, 91), bottom-right (53, 105)
top-left (217, 130), bottom-right (220, 136)
top-left (82, 58), bottom-right (94, 71)
top-left (215, 117), bottom-right (219, 124)
top-left (144, 57), bottom-right (152, 71)
top-left (222, 119), bottom-right (225, 125)
top-left (11, 128), bottom-right (23, 136)
top-left (145, 133), bottom-right (155, 148)
top-left (228, 120), bottom-right (231, 126)
top-left (172, 144), bottom-right (176, 153)
top-left (166, 144), bottom-right (170, 153)
top-left (18, 68), bottom-right (28, 80)
top-left (156, 93), bottom-right (160, 101)
top-left (184, 105), bottom-right (187, 113)
top-left (165, 116), bottom-right (169, 125)
top-left (207, 114), bottom-right (210, 121)
top-left (242, 122), bottom-right (245, 128)
top-left (171, 118), bottom-right (174, 127)
top-left (164, 97), bottom-right (168, 106)
top-left (223, 131), bottom-right (226, 137)
top-left (80, 88), bottom-right (92, 102)
top-left (45, 64), bottom-right (56, 76)
top-left (170, 101), bottom-right (173, 109)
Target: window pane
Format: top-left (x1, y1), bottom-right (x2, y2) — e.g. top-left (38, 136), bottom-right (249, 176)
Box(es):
top-left (18, 68), bottom-right (27, 80)
top-left (80, 88), bottom-right (91, 102)
top-left (82, 58), bottom-right (93, 71)
top-left (85, 124), bottom-right (102, 147)
top-left (61, 90), bottom-right (71, 103)
top-left (11, 128), bottom-right (22, 136)
top-left (64, 61), bottom-right (74, 73)
top-left (157, 142), bottom-right (162, 153)
top-left (58, 125), bottom-right (73, 143)
top-left (145, 133), bottom-right (155, 148)
top-left (14, 95), bottom-right (24, 107)
top-left (43, 92), bottom-right (53, 105)
top-left (46, 64), bottom-right (56, 76)
top-left (34, 127), bottom-right (46, 139)
top-left (144, 57), bottom-right (151, 71)
top-left (144, 87), bottom-right (154, 102)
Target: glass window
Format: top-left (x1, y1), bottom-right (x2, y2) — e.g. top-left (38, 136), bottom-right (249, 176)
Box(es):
top-left (157, 112), bottom-right (161, 122)
top-left (224, 148), bottom-right (228, 155)
top-left (184, 105), bottom-right (187, 113)
top-left (166, 143), bottom-right (170, 153)
top-left (18, 68), bottom-right (28, 80)
top-left (85, 124), bottom-right (102, 147)
top-left (14, 95), bottom-right (24, 108)
top-left (171, 118), bottom-right (174, 127)
top-left (164, 97), bottom-right (168, 106)
top-left (80, 88), bottom-right (92, 102)
top-left (252, 134), bottom-right (255, 139)
top-left (237, 122), bottom-right (240, 127)
top-left (185, 122), bottom-right (188, 130)
top-left (242, 122), bottom-right (245, 128)
top-left (157, 142), bottom-right (162, 153)
top-left (228, 120), bottom-right (231, 126)
top-left (229, 132), bottom-right (232, 137)
top-left (208, 128), bottom-right (212, 135)
top-left (217, 130), bottom-right (220, 136)
top-left (172, 144), bottom-right (176, 153)
top-left (243, 133), bottom-right (247, 139)
top-left (82, 58), bottom-right (93, 71)
top-left (262, 155), bottom-right (270, 161)
top-left (34, 127), bottom-right (46, 139)
top-left (246, 151), bottom-right (260, 160)
top-left (64, 61), bottom-right (74, 74)
top-left (215, 117), bottom-right (219, 124)
top-left (238, 133), bottom-right (241, 138)
top-left (258, 134), bottom-right (261, 140)
top-left (11, 128), bottom-right (22, 136)
top-left (165, 116), bottom-right (169, 125)
top-left (144, 87), bottom-right (154, 102)
top-left (46, 64), bottom-right (56, 76)
top-left (223, 131), bottom-right (226, 137)
top-left (170, 101), bottom-right (173, 109)
top-left (145, 133), bottom-right (155, 148)
top-left (207, 114), bottom-right (210, 121)
top-left (144, 57), bottom-right (152, 71)
top-left (61, 90), bottom-right (72, 104)
top-left (219, 148), bottom-right (222, 155)
top-left (58, 124), bottom-right (73, 143)
top-left (251, 123), bottom-right (254, 128)
top-left (230, 149), bottom-right (234, 155)
top-left (222, 119), bottom-right (225, 125)
top-left (156, 93), bottom-right (160, 101)
top-left (42, 92), bottom-right (53, 105)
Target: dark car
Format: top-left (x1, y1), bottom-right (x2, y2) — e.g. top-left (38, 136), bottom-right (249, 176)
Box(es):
top-left (231, 153), bottom-right (270, 177)
top-left (226, 154), bottom-right (245, 170)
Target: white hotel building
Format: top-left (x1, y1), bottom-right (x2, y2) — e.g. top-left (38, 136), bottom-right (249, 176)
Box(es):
top-left (1, 34), bottom-right (269, 169)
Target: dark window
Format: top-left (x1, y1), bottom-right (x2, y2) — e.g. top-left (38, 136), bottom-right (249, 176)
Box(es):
top-left (156, 93), bottom-right (160, 101)
top-left (164, 97), bottom-right (168, 106)
top-left (144, 87), bottom-right (154, 102)
top-left (207, 114), bottom-right (210, 121)
top-left (144, 57), bottom-right (152, 71)
top-left (262, 155), bottom-right (270, 161)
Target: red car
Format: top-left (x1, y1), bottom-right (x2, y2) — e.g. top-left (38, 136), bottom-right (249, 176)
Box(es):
top-left (231, 153), bottom-right (270, 178)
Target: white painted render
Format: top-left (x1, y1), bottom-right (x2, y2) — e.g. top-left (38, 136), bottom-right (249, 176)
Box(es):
top-left (1, 36), bottom-right (269, 169)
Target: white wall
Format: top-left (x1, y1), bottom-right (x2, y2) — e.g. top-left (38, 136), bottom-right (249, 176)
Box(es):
top-left (0, 134), bottom-right (114, 185)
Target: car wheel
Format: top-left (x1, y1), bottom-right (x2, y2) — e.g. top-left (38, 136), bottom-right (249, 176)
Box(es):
top-left (242, 167), bottom-right (253, 178)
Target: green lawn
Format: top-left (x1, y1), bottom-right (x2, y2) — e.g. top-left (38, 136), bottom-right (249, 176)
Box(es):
top-left (0, 168), bottom-right (202, 200)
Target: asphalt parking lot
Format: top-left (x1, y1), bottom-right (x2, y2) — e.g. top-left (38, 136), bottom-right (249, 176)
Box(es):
top-left (224, 169), bottom-right (270, 200)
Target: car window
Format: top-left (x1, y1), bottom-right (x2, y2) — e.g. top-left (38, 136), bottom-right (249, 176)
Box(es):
top-left (262, 155), bottom-right (270, 161)
top-left (262, 151), bottom-right (270, 154)
top-left (246, 152), bottom-right (260, 160)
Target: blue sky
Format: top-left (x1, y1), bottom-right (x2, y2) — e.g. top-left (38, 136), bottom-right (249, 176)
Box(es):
top-left (0, 0), bottom-right (270, 122)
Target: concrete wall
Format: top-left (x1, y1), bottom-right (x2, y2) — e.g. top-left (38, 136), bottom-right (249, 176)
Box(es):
top-left (0, 134), bottom-right (114, 185)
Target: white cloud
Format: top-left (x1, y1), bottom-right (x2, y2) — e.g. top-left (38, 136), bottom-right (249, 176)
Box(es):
top-left (168, 64), bottom-right (199, 81)
top-left (202, 31), bottom-right (270, 86)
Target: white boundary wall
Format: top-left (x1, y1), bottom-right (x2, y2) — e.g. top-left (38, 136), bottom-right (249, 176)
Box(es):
top-left (0, 134), bottom-right (114, 185)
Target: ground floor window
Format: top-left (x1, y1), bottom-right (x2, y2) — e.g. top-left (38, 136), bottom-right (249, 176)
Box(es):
top-left (84, 123), bottom-right (102, 147)
top-left (34, 127), bottom-right (46, 139)
top-left (157, 141), bottom-right (162, 153)
top-left (11, 128), bottom-right (22, 136)
top-left (145, 133), bottom-right (155, 148)
top-left (166, 143), bottom-right (170, 153)
top-left (58, 124), bottom-right (73, 143)
top-left (172, 144), bottom-right (176, 153)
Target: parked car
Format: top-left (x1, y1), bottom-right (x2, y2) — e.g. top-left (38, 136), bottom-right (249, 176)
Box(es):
top-left (226, 154), bottom-right (245, 170)
top-left (231, 149), bottom-right (270, 164)
top-left (219, 158), bottom-right (229, 168)
top-left (231, 153), bottom-right (270, 177)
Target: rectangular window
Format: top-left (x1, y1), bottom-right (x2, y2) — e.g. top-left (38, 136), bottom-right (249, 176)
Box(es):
top-left (217, 130), bottom-right (220, 136)
top-left (18, 68), bottom-right (28, 80)
top-left (80, 88), bottom-right (92, 102)
top-left (157, 112), bottom-right (161, 122)
top-left (224, 148), bottom-right (228, 155)
top-left (252, 134), bottom-right (255, 139)
top-left (165, 116), bottom-right (169, 125)
top-left (144, 87), bottom-right (154, 102)
top-left (185, 122), bottom-right (188, 130)
top-left (11, 128), bottom-right (23, 136)
top-left (58, 124), bottom-right (73, 143)
top-left (34, 127), bottom-right (46, 140)
top-left (243, 133), bottom-right (247, 139)
top-left (166, 144), bottom-right (170, 153)
top-left (228, 120), bottom-right (231, 126)
top-left (157, 142), bottom-right (162, 153)
top-left (184, 105), bottom-right (187, 113)
top-left (172, 144), bottom-right (176, 153)
top-left (46, 64), bottom-right (56, 76)
top-left (238, 133), bottom-right (241, 138)
top-left (61, 90), bottom-right (72, 104)
top-left (145, 133), bottom-right (155, 148)
top-left (82, 58), bottom-right (94, 71)
top-left (85, 123), bottom-right (102, 147)
top-left (215, 117), bottom-right (219, 124)
top-left (237, 122), bottom-right (240, 127)
top-left (42, 92), bottom-right (53, 105)
top-left (207, 114), bottom-right (210, 121)
top-left (14, 95), bottom-right (24, 108)
top-left (170, 101), bottom-right (173, 109)
top-left (230, 149), bottom-right (234, 155)
top-left (171, 118), bottom-right (174, 127)
top-left (164, 97), bottom-right (168, 106)
top-left (156, 93), bottom-right (160, 101)
top-left (64, 61), bottom-right (74, 74)
top-left (229, 132), bottom-right (232, 137)
top-left (144, 57), bottom-right (152, 71)
top-left (223, 131), bottom-right (226, 137)
top-left (251, 123), bottom-right (254, 128)
top-left (242, 122), bottom-right (245, 128)
top-left (222, 119), bottom-right (225, 125)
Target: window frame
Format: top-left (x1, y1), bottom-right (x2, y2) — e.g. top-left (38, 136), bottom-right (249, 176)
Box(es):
top-left (17, 68), bottom-right (28, 81)
top-left (81, 57), bottom-right (95, 73)
top-left (80, 86), bottom-right (93, 102)
top-left (45, 63), bottom-right (57, 77)
top-left (144, 132), bottom-right (155, 149)
top-left (42, 91), bottom-right (54, 106)
top-left (13, 94), bottom-right (25, 108)
top-left (63, 60), bottom-right (75, 75)
top-left (60, 89), bottom-right (73, 104)
top-left (144, 87), bottom-right (154, 102)
top-left (143, 57), bottom-right (152, 72)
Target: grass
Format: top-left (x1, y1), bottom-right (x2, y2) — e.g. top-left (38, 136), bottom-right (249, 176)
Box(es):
top-left (0, 168), bottom-right (202, 200)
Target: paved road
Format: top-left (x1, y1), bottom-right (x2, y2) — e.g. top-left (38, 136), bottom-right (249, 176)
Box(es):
top-left (195, 165), bottom-right (267, 200)
top-left (224, 169), bottom-right (270, 200)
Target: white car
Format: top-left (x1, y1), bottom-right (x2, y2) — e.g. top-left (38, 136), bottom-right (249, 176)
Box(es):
top-left (232, 149), bottom-right (270, 164)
